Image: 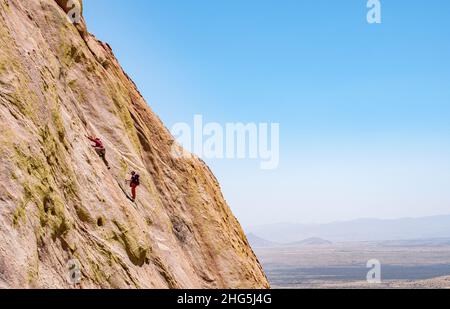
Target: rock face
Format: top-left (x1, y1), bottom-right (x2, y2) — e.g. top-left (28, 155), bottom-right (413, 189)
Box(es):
top-left (0, 0), bottom-right (269, 289)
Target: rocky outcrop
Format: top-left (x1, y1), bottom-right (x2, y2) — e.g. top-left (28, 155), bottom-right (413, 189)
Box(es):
top-left (0, 0), bottom-right (269, 288)
top-left (54, 0), bottom-right (82, 13)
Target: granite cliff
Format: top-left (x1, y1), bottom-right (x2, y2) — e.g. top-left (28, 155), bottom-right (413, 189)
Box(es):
top-left (0, 0), bottom-right (269, 289)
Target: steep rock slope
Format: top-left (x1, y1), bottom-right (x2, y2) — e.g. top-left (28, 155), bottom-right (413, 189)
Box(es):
top-left (0, 0), bottom-right (269, 289)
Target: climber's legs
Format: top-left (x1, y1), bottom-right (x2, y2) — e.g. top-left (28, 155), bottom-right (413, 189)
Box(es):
top-left (130, 183), bottom-right (138, 201)
top-left (101, 155), bottom-right (110, 169)
top-left (95, 148), bottom-right (110, 169)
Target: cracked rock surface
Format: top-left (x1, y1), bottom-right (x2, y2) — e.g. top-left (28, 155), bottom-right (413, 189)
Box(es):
top-left (0, 0), bottom-right (269, 289)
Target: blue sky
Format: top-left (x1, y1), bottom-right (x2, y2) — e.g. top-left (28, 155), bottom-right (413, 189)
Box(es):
top-left (84, 1), bottom-right (450, 227)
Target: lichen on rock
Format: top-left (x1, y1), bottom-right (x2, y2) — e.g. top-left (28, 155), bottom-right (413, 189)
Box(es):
top-left (0, 0), bottom-right (269, 289)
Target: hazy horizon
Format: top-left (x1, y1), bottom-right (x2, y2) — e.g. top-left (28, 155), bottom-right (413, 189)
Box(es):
top-left (245, 213), bottom-right (450, 230)
top-left (84, 1), bottom-right (450, 227)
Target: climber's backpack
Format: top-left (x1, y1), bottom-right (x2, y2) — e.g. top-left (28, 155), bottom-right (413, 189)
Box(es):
top-left (131, 174), bottom-right (140, 186)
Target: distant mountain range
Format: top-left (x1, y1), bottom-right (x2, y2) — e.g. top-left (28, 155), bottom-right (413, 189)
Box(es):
top-left (247, 215), bottom-right (450, 243)
top-left (289, 237), bottom-right (333, 246)
top-left (247, 233), bottom-right (280, 248)
top-left (247, 234), bottom-right (332, 248)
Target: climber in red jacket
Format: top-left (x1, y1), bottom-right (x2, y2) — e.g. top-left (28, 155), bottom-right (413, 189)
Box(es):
top-left (87, 136), bottom-right (110, 169)
top-left (125, 171), bottom-right (140, 202)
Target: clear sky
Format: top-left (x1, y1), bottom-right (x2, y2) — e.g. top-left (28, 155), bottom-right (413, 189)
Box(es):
top-left (84, 1), bottom-right (450, 228)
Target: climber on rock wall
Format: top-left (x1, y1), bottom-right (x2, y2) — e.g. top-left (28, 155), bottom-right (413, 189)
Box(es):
top-left (86, 136), bottom-right (111, 169)
top-left (125, 171), bottom-right (140, 202)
